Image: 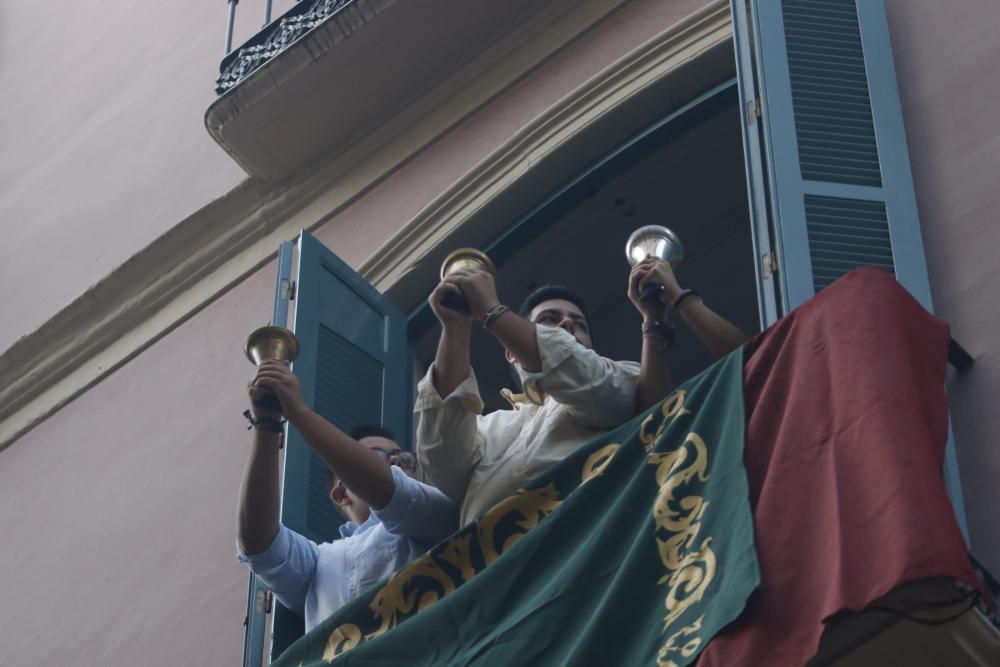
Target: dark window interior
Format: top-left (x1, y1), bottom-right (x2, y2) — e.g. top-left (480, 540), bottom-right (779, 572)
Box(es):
top-left (411, 90), bottom-right (759, 414)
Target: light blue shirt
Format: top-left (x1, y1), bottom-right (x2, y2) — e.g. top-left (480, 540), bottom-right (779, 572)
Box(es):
top-left (239, 466), bottom-right (458, 631)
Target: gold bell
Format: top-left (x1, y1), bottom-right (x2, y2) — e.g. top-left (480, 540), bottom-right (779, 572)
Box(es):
top-left (244, 326), bottom-right (300, 366)
top-left (440, 248), bottom-right (497, 280)
top-left (245, 326), bottom-right (300, 415)
top-left (438, 248), bottom-right (497, 312)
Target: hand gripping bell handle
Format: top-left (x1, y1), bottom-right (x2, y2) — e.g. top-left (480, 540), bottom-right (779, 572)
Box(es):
top-left (639, 283), bottom-right (666, 304)
top-left (439, 290), bottom-right (471, 312)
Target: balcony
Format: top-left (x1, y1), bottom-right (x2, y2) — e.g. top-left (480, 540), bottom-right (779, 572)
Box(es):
top-left (217, 0), bottom-right (361, 95)
top-left (206, 0), bottom-right (630, 182)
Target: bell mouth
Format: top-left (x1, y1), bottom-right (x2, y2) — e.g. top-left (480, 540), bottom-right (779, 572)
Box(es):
top-left (440, 248), bottom-right (497, 279)
top-left (245, 326), bottom-right (300, 365)
top-left (625, 225), bottom-right (684, 267)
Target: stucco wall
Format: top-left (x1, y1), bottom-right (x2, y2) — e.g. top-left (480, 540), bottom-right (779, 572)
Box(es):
top-left (0, 1), bottom-right (251, 352)
top-left (0, 263), bottom-right (272, 665)
top-left (886, 0), bottom-right (1000, 573)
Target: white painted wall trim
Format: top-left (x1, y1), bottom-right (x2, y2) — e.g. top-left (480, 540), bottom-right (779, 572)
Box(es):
top-left (0, 0), bottom-right (732, 449)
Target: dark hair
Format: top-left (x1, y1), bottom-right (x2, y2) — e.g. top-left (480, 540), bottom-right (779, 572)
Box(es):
top-left (517, 285), bottom-right (591, 324)
top-left (327, 425), bottom-right (398, 490)
top-left (508, 285), bottom-right (592, 391)
top-left (347, 425), bottom-right (397, 442)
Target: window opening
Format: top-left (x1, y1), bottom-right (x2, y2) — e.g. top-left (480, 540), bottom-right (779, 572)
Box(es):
top-left (409, 83), bottom-right (760, 414)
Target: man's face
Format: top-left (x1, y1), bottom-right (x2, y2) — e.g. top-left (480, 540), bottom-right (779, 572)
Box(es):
top-left (334, 435), bottom-right (418, 520)
top-left (358, 436), bottom-right (418, 480)
top-left (528, 298), bottom-right (593, 350)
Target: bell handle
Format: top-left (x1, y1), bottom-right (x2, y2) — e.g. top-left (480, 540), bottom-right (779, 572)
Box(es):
top-left (251, 391), bottom-right (284, 416)
top-left (439, 290), bottom-right (471, 312)
top-left (639, 283), bottom-right (666, 304)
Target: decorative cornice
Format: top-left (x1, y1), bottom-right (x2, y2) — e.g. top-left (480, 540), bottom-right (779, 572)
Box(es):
top-left (0, 0), bottom-right (642, 449)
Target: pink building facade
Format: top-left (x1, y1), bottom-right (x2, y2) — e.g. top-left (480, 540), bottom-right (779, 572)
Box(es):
top-left (0, 0), bottom-right (997, 663)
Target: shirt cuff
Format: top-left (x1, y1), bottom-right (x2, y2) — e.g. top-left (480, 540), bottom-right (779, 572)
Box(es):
top-left (237, 524), bottom-right (290, 569)
top-left (414, 363), bottom-right (484, 414)
top-left (522, 325), bottom-right (578, 395)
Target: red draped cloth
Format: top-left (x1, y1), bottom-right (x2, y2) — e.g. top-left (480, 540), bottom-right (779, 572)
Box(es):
top-left (699, 268), bottom-right (985, 667)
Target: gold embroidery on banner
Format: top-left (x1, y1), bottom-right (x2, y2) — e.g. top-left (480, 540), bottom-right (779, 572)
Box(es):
top-left (648, 430), bottom-right (717, 664)
top-left (477, 482), bottom-right (562, 566)
top-left (657, 616), bottom-right (704, 667)
top-left (662, 541), bottom-right (716, 629)
top-left (640, 390), bottom-right (692, 451)
top-left (324, 482), bottom-right (565, 661)
top-left (437, 533), bottom-right (477, 583)
top-left (322, 624), bottom-right (361, 662)
top-left (581, 444), bottom-right (620, 484)
top-left (649, 433), bottom-right (709, 571)
top-left (365, 552), bottom-right (458, 639)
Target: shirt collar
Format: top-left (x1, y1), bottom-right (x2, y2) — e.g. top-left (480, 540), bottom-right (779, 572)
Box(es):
top-left (338, 513), bottom-right (379, 538)
top-left (500, 383), bottom-right (547, 409)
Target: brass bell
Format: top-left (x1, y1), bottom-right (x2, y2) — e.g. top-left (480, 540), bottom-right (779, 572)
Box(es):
top-left (624, 225), bottom-right (684, 303)
top-left (438, 248), bottom-right (497, 312)
top-left (244, 326), bottom-right (300, 415)
top-left (440, 248), bottom-right (497, 280)
top-left (244, 326), bottom-right (300, 365)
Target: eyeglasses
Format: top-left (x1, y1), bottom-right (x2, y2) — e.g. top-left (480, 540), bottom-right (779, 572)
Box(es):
top-left (370, 448), bottom-right (418, 470)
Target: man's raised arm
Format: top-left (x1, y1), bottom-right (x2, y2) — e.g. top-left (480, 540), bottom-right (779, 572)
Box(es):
top-left (438, 267), bottom-right (541, 372)
top-left (414, 278), bottom-right (487, 504)
top-left (629, 257), bottom-right (674, 413)
top-left (238, 382), bottom-right (286, 555)
top-left (630, 259), bottom-right (749, 411)
top-left (251, 360), bottom-right (396, 510)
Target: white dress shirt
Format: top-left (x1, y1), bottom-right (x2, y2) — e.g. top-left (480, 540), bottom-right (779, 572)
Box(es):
top-left (239, 466), bottom-right (457, 631)
top-left (415, 324), bottom-right (639, 525)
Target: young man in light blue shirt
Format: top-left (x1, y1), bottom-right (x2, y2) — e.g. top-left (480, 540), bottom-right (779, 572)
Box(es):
top-left (238, 361), bottom-right (458, 632)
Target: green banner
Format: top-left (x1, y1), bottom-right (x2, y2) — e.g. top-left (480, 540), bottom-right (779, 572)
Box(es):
top-left (275, 350), bottom-right (759, 666)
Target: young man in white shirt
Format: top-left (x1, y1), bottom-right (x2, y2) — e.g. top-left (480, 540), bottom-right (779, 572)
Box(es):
top-left (415, 259), bottom-right (746, 525)
top-left (238, 362), bottom-right (458, 631)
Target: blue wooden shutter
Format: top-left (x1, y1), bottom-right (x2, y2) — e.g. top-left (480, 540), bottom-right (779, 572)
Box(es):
top-left (731, 0), bottom-right (968, 540)
top-left (271, 230), bottom-right (409, 659)
top-left (731, 0), bottom-right (933, 315)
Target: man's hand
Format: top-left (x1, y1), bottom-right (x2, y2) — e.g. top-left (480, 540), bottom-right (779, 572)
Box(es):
top-left (628, 258), bottom-right (681, 320)
top-left (251, 360), bottom-right (309, 421)
top-left (440, 268), bottom-right (500, 319)
top-left (430, 280), bottom-right (475, 328)
top-left (247, 376), bottom-right (283, 420)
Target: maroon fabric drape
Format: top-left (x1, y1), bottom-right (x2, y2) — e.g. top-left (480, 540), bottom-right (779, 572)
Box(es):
top-left (699, 268), bottom-right (986, 667)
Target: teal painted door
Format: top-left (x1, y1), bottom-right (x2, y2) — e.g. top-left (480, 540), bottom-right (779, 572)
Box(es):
top-left (271, 230), bottom-right (409, 660)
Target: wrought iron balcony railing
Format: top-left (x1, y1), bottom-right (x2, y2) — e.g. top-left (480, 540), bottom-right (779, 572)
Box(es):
top-left (218, 0), bottom-right (357, 95)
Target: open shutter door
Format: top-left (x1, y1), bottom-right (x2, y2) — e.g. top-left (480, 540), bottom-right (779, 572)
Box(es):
top-left (271, 230), bottom-right (409, 659)
top-left (731, 0), bottom-right (969, 540)
top-left (732, 0), bottom-right (933, 317)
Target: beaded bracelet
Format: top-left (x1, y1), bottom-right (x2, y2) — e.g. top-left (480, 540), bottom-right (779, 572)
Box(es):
top-left (243, 409), bottom-right (285, 434)
top-left (671, 288), bottom-right (701, 312)
top-left (641, 319), bottom-right (676, 347)
top-left (480, 303), bottom-right (510, 329)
